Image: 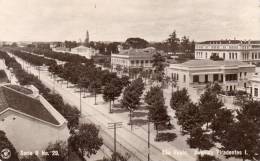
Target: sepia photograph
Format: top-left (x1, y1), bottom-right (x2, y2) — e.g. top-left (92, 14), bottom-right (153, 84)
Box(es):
top-left (0, 0), bottom-right (260, 161)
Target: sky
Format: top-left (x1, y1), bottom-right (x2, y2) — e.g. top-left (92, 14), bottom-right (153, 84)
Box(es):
top-left (0, 0), bottom-right (259, 42)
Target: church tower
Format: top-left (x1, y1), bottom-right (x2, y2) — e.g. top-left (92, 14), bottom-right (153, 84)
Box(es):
top-left (85, 30), bottom-right (89, 46)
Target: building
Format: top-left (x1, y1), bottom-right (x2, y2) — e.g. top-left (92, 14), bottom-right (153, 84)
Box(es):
top-left (85, 30), bottom-right (89, 46)
top-left (166, 60), bottom-right (255, 99)
top-left (195, 40), bottom-right (260, 62)
top-left (71, 45), bottom-right (99, 59)
top-left (0, 84), bottom-right (69, 152)
top-left (111, 47), bottom-right (157, 72)
top-left (249, 67), bottom-right (260, 100)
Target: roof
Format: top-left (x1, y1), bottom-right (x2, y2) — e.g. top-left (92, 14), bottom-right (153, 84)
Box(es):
top-left (177, 59), bottom-right (253, 68)
top-left (198, 40), bottom-right (260, 45)
top-left (0, 85), bottom-right (60, 125)
top-left (5, 85), bottom-right (33, 95)
top-left (118, 47), bottom-right (156, 57)
top-left (0, 70), bottom-right (9, 83)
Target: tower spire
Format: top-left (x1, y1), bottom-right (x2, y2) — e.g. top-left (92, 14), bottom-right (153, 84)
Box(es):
top-left (85, 30), bottom-right (89, 46)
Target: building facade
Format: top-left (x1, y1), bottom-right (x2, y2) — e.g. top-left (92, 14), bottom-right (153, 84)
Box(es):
top-left (111, 47), bottom-right (156, 72)
top-left (195, 40), bottom-right (260, 62)
top-left (166, 60), bottom-right (255, 99)
top-left (0, 85), bottom-right (69, 152)
top-left (249, 67), bottom-right (260, 100)
top-left (71, 45), bottom-right (99, 59)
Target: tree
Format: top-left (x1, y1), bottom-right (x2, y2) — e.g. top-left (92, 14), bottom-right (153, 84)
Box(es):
top-left (152, 53), bottom-right (166, 82)
top-left (124, 37), bottom-right (148, 49)
top-left (170, 88), bottom-right (190, 110)
top-left (176, 102), bottom-right (203, 135)
top-left (234, 90), bottom-right (252, 107)
top-left (210, 108), bottom-right (234, 142)
top-left (198, 89), bottom-right (223, 129)
top-left (45, 141), bottom-right (68, 161)
top-left (120, 75), bottom-right (130, 87)
top-left (218, 100), bottom-right (260, 161)
top-left (89, 77), bottom-right (102, 105)
top-left (121, 78), bottom-right (144, 124)
top-left (146, 87), bottom-right (170, 134)
top-left (166, 31), bottom-right (180, 54)
top-left (145, 86), bottom-right (162, 106)
top-left (187, 127), bottom-right (214, 150)
top-left (101, 152), bottom-right (130, 161)
top-left (197, 155), bottom-right (220, 161)
top-left (103, 77), bottom-right (123, 113)
top-left (180, 36), bottom-right (190, 53)
top-left (68, 123), bottom-right (103, 161)
top-left (0, 130), bottom-right (19, 161)
top-left (219, 116), bottom-right (259, 161)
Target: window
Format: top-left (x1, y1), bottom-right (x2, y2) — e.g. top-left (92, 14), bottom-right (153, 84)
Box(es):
top-left (254, 88), bottom-right (258, 97)
top-left (183, 75), bottom-right (186, 82)
top-left (131, 60), bottom-right (134, 64)
top-left (205, 75), bottom-right (208, 83)
top-left (193, 75), bottom-right (199, 83)
top-left (213, 74), bottom-right (219, 82)
top-left (136, 60), bottom-right (139, 64)
top-left (240, 72), bottom-right (242, 78)
top-left (244, 72), bottom-right (247, 77)
top-left (223, 53), bottom-right (225, 59)
top-left (140, 60), bottom-right (144, 64)
top-left (177, 74), bottom-right (179, 80)
top-left (145, 60), bottom-right (149, 64)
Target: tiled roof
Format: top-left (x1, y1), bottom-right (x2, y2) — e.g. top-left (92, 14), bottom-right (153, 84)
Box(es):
top-left (0, 86), bottom-right (60, 125)
top-left (198, 40), bottom-right (257, 44)
top-left (180, 60), bottom-right (251, 67)
top-left (119, 47), bottom-right (156, 56)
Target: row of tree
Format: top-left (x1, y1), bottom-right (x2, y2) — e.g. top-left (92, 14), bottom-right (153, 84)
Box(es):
top-left (0, 50), bottom-right (107, 161)
top-left (0, 51), bottom-right (80, 131)
top-left (145, 86), bottom-right (171, 135)
top-left (170, 84), bottom-right (260, 161)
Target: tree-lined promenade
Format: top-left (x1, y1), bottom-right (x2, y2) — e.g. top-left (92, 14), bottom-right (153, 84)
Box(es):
top-left (3, 49), bottom-right (182, 161)
top-left (0, 51), bottom-right (104, 161)
top-left (2, 44), bottom-right (260, 161)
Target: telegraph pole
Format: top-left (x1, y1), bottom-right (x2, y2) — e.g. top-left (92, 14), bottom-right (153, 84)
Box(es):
top-left (108, 122), bottom-right (122, 161)
top-left (148, 119), bottom-right (150, 161)
top-left (79, 86), bottom-right (82, 116)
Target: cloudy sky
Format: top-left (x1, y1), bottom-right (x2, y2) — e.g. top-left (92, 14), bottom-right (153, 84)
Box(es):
top-left (0, 0), bottom-right (259, 42)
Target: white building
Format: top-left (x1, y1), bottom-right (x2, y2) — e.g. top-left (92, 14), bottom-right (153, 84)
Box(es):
top-left (166, 60), bottom-right (255, 100)
top-left (111, 47), bottom-right (156, 72)
top-left (249, 67), bottom-right (260, 100)
top-left (195, 40), bottom-right (260, 62)
top-left (71, 45), bottom-right (99, 59)
top-left (0, 84), bottom-right (69, 152)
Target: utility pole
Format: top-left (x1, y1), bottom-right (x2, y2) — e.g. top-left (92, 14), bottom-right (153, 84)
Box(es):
top-left (148, 119), bottom-right (150, 161)
top-left (53, 75), bottom-right (56, 93)
top-left (108, 122), bottom-right (122, 161)
top-left (79, 86), bottom-right (82, 116)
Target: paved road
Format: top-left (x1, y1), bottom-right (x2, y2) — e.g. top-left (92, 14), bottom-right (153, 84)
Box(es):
top-left (11, 52), bottom-right (196, 161)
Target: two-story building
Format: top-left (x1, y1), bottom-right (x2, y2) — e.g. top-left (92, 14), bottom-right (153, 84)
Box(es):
top-left (111, 47), bottom-right (156, 72)
top-left (166, 60), bottom-right (255, 100)
top-left (195, 40), bottom-right (260, 62)
top-left (249, 67), bottom-right (260, 100)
